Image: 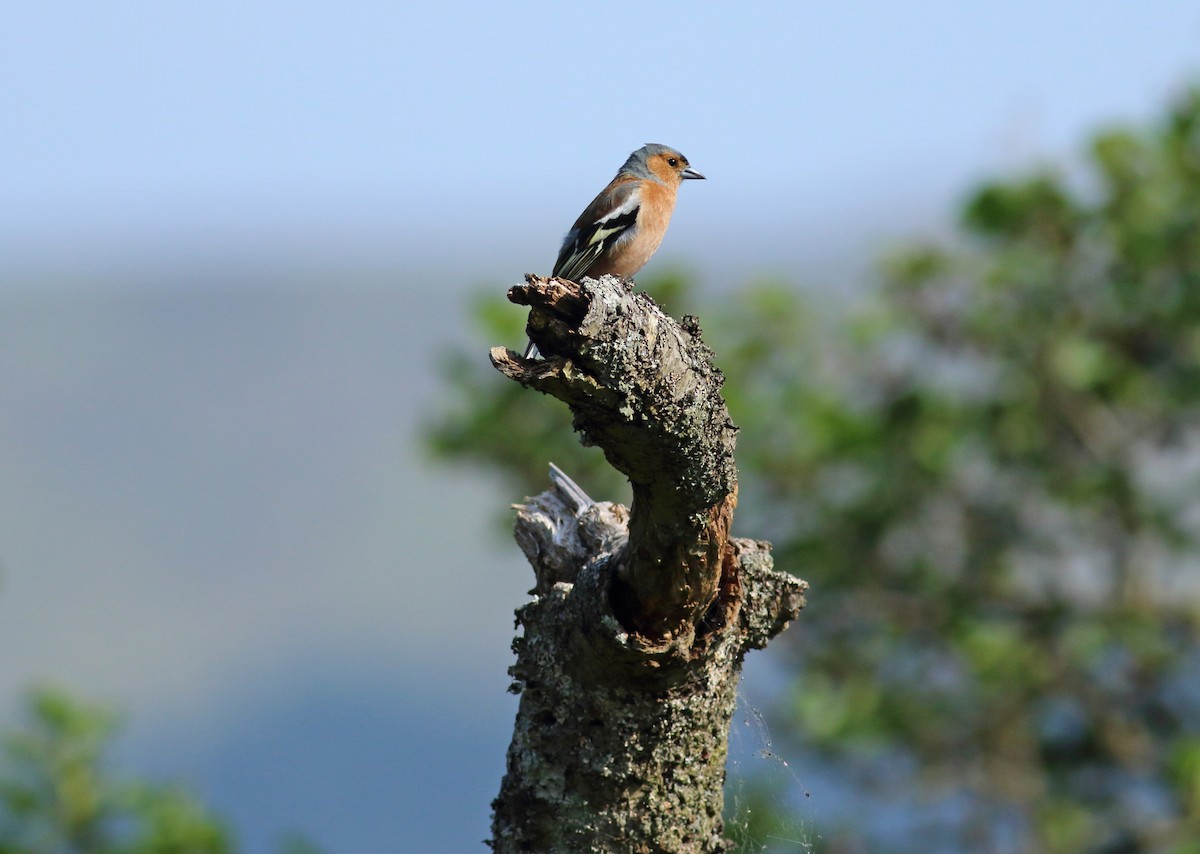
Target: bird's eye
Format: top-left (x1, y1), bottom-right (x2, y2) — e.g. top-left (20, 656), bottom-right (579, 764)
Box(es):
top-left (667, 157), bottom-right (678, 167)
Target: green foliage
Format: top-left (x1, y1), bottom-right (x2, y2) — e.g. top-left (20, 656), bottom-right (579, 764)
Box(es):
top-left (0, 689), bottom-right (320, 854)
top-left (0, 688), bottom-right (229, 854)
top-left (429, 86), bottom-right (1200, 852)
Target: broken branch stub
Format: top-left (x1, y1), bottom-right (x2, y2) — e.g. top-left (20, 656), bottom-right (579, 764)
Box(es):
top-left (492, 274), bottom-right (740, 642)
top-left (488, 275), bottom-right (807, 852)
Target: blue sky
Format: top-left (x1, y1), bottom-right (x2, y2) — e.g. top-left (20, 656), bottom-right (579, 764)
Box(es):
top-left (1, 3), bottom-right (1198, 851)
top-left (7, 3), bottom-right (1199, 284)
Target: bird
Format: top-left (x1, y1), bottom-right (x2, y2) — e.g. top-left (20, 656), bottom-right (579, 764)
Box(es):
top-left (524, 143), bottom-right (704, 358)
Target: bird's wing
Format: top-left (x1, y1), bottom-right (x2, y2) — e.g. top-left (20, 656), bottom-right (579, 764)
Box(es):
top-left (552, 182), bottom-right (641, 281)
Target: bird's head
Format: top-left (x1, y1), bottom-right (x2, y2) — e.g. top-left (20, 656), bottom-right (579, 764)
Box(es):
top-left (625, 143), bottom-right (705, 187)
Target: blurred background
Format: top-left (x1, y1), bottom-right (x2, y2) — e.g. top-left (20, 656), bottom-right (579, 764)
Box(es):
top-left (2, 3), bottom-right (1199, 852)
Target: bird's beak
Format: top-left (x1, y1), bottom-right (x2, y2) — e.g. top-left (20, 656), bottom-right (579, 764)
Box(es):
top-left (682, 167), bottom-right (705, 180)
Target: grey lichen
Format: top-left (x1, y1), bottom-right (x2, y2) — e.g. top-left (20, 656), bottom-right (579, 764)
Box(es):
top-left (493, 470), bottom-right (805, 853)
top-left (489, 275), bottom-right (807, 852)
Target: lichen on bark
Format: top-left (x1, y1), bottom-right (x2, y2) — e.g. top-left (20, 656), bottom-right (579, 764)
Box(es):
top-left (488, 275), bottom-right (806, 852)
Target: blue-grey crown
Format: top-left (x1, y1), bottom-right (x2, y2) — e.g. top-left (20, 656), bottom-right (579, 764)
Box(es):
top-left (618, 143), bottom-right (685, 179)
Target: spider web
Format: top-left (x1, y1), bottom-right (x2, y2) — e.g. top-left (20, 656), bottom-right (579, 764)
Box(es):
top-left (724, 693), bottom-right (819, 853)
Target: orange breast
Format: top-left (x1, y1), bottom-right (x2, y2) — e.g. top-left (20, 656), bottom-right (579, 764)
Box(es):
top-left (591, 182), bottom-right (678, 278)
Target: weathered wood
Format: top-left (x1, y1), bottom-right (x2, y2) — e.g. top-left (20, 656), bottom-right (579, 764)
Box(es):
top-left (489, 275), bottom-right (806, 852)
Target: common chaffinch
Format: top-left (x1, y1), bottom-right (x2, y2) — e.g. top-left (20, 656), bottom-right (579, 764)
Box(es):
top-left (524, 143), bottom-right (704, 358)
